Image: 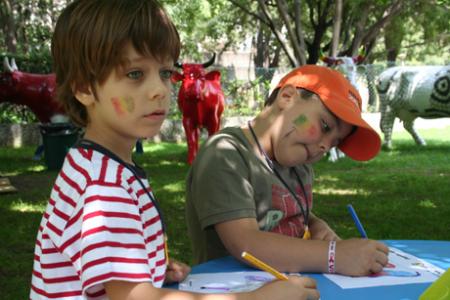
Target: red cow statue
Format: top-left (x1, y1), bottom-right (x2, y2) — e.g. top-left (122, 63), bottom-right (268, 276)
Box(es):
top-left (172, 54), bottom-right (225, 164)
top-left (1, 57), bottom-right (64, 123)
top-left (1, 57), bottom-right (147, 156)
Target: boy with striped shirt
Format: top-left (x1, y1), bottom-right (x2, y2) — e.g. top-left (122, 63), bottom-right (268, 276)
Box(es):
top-left (30, 1), bottom-right (319, 299)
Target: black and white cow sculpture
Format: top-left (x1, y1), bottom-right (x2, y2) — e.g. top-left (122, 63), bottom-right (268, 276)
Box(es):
top-left (377, 65), bottom-right (450, 149)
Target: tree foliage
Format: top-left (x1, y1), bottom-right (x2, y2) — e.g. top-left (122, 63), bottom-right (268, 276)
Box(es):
top-left (225, 0), bottom-right (410, 66)
top-left (162, 0), bottom-right (254, 62)
top-left (1, 0), bottom-right (448, 68)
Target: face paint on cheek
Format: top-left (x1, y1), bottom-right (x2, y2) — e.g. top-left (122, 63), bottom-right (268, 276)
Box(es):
top-left (111, 96), bottom-right (135, 116)
top-left (122, 96), bottom-right (135, 113)
top-left (307, 125), bottom-right (318, 138)
top-left (294, 115), bottom-right (309, 131)
top-left (294, 114), bottom-right (308, 128)
top-left (111, 97), bottom-right (126, 116)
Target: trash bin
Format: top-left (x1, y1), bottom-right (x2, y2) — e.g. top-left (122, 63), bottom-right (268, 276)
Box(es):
top-left (39, 123), bottom-right (80, 170)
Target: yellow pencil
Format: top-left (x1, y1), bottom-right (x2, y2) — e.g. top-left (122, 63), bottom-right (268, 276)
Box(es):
top-left (241, 251), bottom-right (289, 280)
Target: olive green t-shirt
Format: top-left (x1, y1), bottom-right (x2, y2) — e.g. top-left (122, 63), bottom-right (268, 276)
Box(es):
top-left (185, 127), bottom-right (313, 264)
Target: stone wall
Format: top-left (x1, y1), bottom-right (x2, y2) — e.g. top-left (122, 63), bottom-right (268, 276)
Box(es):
top-left (0, 116), bottom-right (252, 147)
top-left (0, 123), bottom-right (42, 147)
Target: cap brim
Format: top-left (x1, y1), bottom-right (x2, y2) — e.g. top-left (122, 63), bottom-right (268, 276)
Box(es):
top-left (339, 126), bottom-right (381, 161)
top-left (323, 96), bottom-right (381, 161)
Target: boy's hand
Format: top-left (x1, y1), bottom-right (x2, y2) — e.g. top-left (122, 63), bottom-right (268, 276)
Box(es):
top-left (309, 216), bottom-right (340, 241)
top-left (335, 239), bottom-right (389, 276)
top-left (164, 259), bottom-right (191, 284)
top-left (251, 276), bottom-right (320, 300)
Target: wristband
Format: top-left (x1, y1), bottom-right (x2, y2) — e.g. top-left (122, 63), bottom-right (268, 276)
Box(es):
top-left (328, 240), bottom-right (336, 274)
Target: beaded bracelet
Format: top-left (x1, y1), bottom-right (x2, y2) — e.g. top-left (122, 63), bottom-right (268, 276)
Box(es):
top-left (328, 240), bottom-right (336, 273)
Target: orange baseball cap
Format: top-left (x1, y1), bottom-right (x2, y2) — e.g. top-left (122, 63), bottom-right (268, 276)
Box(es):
top-left (276, 64), bottom-right (381, 161)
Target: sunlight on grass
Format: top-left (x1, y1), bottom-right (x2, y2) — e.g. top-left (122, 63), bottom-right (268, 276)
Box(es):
top-left (28, 165), bottom-right (46, 172)
top-left (392, 126), bottom-right (450, 142)
top-left (315, 187), bottom-right (367, 196)
top-left (161, 182), bottom-right (184, 193)
top-left (418, 199), bottom-right (437, 209)
top-left (4, 165), bottom-right (47, 176)
top-left (9, 199), bottom-right (46, 213)
top-left (158, 160), bottom-right (185, 166)
top-left (143, 143), bottom-right (167, 152)
top-left (317, 175), bottom-right (340, 182)
top-left (142, 142), bottom-right (184, 154)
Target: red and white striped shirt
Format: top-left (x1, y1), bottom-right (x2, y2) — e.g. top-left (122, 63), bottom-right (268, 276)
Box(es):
top-left (30, 143), bottom-right (167, 299)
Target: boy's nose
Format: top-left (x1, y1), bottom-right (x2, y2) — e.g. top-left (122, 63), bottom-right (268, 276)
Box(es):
top-left (147, 78), bottom-right (169, 103)
top-left (319, 136), bottom-right (334, 153)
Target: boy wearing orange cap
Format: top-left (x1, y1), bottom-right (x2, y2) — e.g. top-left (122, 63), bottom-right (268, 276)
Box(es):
top-left (186, 65), bottom-right (389, 276)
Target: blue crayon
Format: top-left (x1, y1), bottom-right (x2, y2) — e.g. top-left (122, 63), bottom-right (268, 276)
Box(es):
top-left (347, 204), bottom-right (368, 238)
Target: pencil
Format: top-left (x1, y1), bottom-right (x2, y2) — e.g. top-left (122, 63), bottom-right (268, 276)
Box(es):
top-left (241, 251), bottom-right (288, 280)
top-left (347, 204), bottom-right (368, 238)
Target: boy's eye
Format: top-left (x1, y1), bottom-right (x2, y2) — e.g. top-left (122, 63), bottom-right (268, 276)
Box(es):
top-left (321, 119), bottom-right (331, 133)
top-left (160, 69), bottom-right (174, 80)
top-left (127, 70), bottom-right (143, 80)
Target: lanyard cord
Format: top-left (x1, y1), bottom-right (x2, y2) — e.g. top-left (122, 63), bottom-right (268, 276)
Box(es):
top-left (77, 139), bottom-right (167, 235)
top-left (132, 174), bottom-right (167, 235)
top-left (247, 121), bottom-right (310, 228)
top-left (119, 166), bottom-right (170, 264)
top-left (77, 139), bottom-right (170, 265)
top-left (125, 167), bottom-right (170, 265)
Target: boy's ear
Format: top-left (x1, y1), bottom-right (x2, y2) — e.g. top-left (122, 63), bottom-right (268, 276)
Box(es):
top-left (73, 84), bottom-right (95, 106)
top-left (275, 84), bottom-right (298, 110)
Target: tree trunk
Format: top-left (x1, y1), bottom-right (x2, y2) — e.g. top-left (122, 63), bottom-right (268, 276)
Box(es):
top-left (384, 17), bottom-right (405, 66)
top-left (276, 0), bottom-right (306, 66)
top-left (306, 0), bottom-right (333, 64)
top-left (256, 0), bottom-right (298, 66)
top-left (294, 0), bottom-right (307, 65)
top-left (0, 0), bottom-right (17, 53)
top-left (330, 0), bottom-right (342, 57)
top-left (359, 0), bottom-right (405, 57)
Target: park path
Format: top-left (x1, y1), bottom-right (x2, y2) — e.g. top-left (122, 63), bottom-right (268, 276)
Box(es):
top-left (362, 113), bottom-right (450, 133)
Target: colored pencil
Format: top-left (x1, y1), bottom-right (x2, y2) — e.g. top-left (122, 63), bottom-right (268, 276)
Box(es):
top-left (347, 204), bottom-right (368, 238)
top-left (241, 251), bottom-right (288, 280)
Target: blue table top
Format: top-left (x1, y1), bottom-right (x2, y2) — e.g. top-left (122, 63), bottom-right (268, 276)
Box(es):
top-left (175, 240), bottom-right (450, 300)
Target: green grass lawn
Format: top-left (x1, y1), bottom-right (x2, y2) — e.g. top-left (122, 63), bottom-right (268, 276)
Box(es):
top-left (1, 126), bottom-right (449, 298)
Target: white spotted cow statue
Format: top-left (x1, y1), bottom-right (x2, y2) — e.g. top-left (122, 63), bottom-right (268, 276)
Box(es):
top-left (377, 65), bottom-right (450, 149)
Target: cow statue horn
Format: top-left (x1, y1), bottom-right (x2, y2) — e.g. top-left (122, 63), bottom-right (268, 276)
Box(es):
top-left (11, 58), bottom-right (18, 71)
top-left (3, 57), bottom-right (14, 73)
top-left (202, 53), bottom-right (216, 68)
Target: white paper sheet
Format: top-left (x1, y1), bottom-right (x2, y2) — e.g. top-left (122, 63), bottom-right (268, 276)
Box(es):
top-left (324, 247), bottom-right (444, 289)
top-left (179, 271), bottom-right (276, 293)
top-left (179, 247), bottom-right (444, 293)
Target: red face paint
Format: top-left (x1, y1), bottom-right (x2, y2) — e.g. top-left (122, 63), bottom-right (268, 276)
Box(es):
top-left (307, 125), bottom-right (318, 137)
top-left (111, 96), bottom-right (135, 116)
top-left (111, 97), bottom-right (126, 116)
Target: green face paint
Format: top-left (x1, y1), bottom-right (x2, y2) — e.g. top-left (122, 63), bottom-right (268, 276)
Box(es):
top-left (122, 96), bottom-right (135, 113)
top-left (294, 114), bottom-right (308, 127)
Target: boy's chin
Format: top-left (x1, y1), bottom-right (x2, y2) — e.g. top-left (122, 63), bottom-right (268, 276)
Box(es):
top-left (279, 156), bottom-right (309, 167)
top-left (304, 155), bottom-right (325, 164)
top-left (138, 128), bottom-right (163, 139)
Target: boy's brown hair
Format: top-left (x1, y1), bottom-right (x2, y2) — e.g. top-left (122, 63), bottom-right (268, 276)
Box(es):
top-left (52, 0), bottom-right (181, 127)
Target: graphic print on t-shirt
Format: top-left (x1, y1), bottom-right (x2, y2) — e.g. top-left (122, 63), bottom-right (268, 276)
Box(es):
top-left (263, 183), bottom-right (312, 237)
